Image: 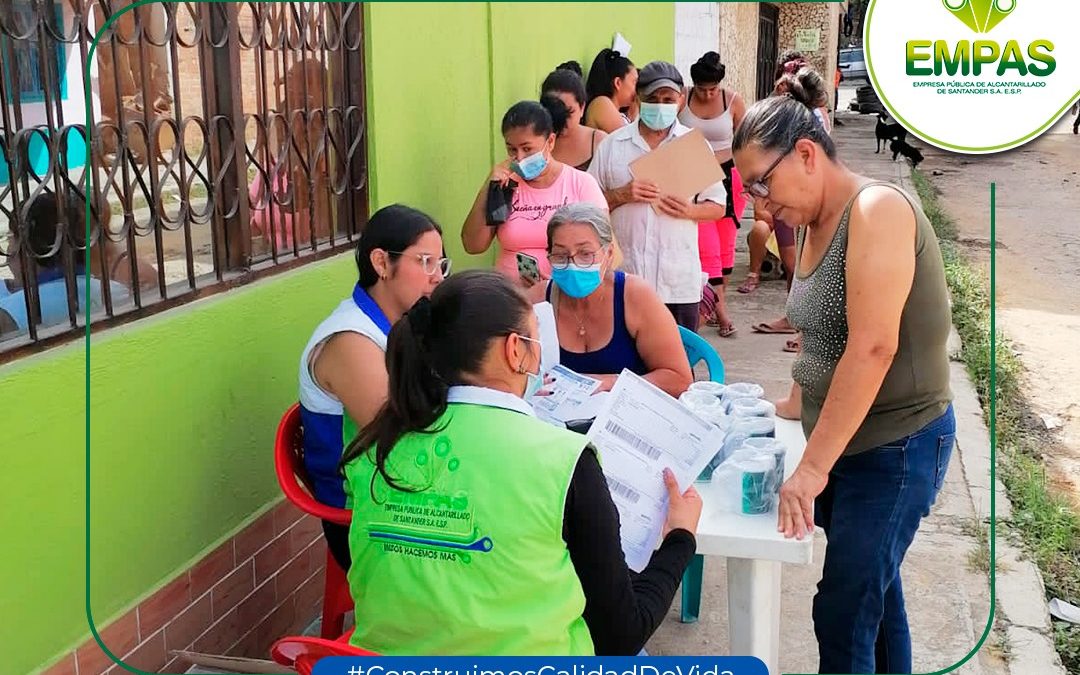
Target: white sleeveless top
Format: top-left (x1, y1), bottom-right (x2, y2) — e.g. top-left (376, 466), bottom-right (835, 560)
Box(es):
top-left (298, 296), bottom-right (388, 415)
top-left (678, 96), bottom-right (734, 152)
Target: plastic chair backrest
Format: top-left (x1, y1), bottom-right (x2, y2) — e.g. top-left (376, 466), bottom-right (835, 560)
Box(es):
top-left (271, 636), bottom-right (378, 675)
top-left (679, 326), bottom-right (726, 384)
top-left (274, 403), bottom-right (352, 526)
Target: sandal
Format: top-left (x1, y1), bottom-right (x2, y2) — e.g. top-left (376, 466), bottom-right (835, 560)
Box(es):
top-left (737, 273), bottom-right (760, 294)
top-left (718, 322), bottom-right (738, 338)
top-left (783, 336), bottom-right (801, 353)
top-left (751, 319), bottom-right (798, 334)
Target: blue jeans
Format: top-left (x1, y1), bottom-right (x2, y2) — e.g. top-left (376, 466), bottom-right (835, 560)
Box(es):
top-left (813, 405), bottom-right (955, 674)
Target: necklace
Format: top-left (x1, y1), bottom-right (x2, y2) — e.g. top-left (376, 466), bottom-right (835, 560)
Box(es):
top-left (558, 288), bottom-right (603, 343)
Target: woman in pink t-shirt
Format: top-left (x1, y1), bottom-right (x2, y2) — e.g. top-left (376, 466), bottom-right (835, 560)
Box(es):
top-left (462, 101), bottom-right (608, 286)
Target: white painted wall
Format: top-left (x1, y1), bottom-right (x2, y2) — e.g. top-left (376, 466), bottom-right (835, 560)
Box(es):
top-left (674, 2), bottom-right (721, 86)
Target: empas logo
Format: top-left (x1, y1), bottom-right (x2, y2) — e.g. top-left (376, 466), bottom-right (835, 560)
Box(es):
top-left (943, 0), bottom-right (1015, 33)
top-left (865, 0), bottom-right (1080, 154)
top-left (906, 0), bottom-right (1055, 77)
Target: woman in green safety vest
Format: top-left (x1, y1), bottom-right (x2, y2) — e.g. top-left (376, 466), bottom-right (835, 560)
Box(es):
top-left (339, 270), bottom-right (702, 656)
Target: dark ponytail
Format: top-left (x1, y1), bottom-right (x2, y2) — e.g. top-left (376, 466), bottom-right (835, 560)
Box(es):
top-left (340, 270), bottom-right (532, 497)
top-left (585, 48), bottom-right (634, 106)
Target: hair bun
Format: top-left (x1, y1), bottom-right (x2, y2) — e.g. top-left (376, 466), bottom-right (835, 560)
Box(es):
top-left (556, 60), bottom-right (583, 77)
top-left (700, 51), bottom-right (721, 67)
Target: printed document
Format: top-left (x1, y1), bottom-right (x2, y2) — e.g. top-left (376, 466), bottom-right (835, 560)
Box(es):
top-left (528, 364), bottom-right (602, 422)
top-left (586, 370), bottom-right (725, 571)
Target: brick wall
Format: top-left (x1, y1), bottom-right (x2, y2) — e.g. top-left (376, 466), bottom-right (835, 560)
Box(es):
top-left (40, 502), bottom-right (327, 675)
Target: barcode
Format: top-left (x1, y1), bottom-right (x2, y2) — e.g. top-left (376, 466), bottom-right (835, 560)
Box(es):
top-left (605, 420), bottom-right (663, 461)
top-left (606, 476), bottom-right (642, 504)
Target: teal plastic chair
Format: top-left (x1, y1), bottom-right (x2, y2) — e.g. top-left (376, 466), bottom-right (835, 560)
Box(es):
top-left (677, 326), bottom-right (725, 623)
top-left (679, 326), bottom-right (726, 384)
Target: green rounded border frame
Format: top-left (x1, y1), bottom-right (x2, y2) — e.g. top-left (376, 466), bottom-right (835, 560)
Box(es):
top-left (864, 0), bottom-right (1080, 154)
top-left (75, 3), bottom-right (1006, 675)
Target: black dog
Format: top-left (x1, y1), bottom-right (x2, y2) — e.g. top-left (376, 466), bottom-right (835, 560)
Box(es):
top-left (876, 112), bottom-right (907, 153)
top-left (890, 139), bottom-right (924, 169)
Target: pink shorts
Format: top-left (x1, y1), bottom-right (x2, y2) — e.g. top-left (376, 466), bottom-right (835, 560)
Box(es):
top-left (696, 166), bottom-right (744, 278)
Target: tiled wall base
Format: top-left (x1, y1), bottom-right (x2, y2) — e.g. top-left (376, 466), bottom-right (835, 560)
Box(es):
top-left (41, 501), bottom-right (326, 674)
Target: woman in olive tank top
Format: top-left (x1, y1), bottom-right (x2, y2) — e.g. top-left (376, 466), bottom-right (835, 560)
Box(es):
top-left (733, 97), bottom-right (954, 675)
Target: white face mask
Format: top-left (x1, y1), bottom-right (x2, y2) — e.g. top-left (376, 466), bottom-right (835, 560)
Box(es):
top-left (516, 335), bottom-right (543, 399)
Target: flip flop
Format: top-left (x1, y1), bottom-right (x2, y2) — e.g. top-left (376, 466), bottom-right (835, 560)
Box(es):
top-left (718, 322), bottom-right (738, 338)
top-left (737, 274), bottom-right (760, 294)
top-left (751, 321), bottom-right (798, 334)
top-left (782, 337), bottom-right (801, 353)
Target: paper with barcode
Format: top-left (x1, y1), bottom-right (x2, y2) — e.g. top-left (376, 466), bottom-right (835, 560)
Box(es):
top-left (586, 370), bottom-right (725, 572)
top-left (528, 364), bottom-right (602, 423)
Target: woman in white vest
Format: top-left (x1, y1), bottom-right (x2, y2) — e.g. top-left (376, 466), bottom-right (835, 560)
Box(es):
top-left (298, 204), bottom-right (450, 571)
top-left (340, 270), bottom-right (701, 655)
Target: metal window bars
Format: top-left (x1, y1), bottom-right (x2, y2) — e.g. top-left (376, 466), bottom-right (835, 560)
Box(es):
top-left (0, 1), bottom-right (368, 362)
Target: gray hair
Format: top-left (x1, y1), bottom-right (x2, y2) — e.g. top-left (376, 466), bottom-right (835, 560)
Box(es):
top-left (546, 202), bottom-right (613, 249)
top-left (732, 95), bottom-right (837, 159)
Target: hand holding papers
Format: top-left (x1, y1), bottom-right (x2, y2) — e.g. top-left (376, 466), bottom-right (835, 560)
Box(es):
top-left (586, 370), bottom-right (725, 571)
top-left (629, 128), bottom-right (725, 211)
top-left (528, 364), bottom-right (603, 423)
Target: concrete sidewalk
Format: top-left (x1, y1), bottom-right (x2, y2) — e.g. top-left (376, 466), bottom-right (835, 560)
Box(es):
top-left (646, 110), bottom-right (1063, 675)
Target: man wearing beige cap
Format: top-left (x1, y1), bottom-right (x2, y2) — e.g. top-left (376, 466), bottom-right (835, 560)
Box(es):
top-left (588, 60), bottom-right (727, 331)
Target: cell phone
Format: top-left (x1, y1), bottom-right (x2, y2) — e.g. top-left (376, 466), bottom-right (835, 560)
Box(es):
top-left (516, 252), bottom-right (541, 284)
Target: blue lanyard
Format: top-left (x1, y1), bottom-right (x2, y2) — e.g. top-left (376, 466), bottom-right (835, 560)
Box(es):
top-left (351, 283), bottom-right (392, 336)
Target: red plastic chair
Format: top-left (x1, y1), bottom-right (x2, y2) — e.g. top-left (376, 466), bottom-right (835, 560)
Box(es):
top-left (271, 635), bottom-right (377, 675)
top-left (274, 403), bottom-right (355, 638)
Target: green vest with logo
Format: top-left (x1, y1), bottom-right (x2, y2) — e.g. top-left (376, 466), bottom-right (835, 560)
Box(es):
top-left (344, 403), bottom-right (594, 655)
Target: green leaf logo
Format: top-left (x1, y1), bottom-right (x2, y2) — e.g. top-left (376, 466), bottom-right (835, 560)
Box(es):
top-left (943, 0), bottom-right (1017, 33)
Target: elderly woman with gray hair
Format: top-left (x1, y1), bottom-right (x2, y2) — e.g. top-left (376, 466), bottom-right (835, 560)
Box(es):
top-left (526, 203), bottom-right (691, 397)
top-left (733, 93), bottom-right (954, 675)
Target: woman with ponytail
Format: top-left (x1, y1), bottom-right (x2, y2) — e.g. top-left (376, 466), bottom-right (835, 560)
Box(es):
top-left (298, 204), bottom-right (449, 571)
top-left (339, 270), bottom-right (701, 656)
top-left (583, 48), bottom-right (638, 133)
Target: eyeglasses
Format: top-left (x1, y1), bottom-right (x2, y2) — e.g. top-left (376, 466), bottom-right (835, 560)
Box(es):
top-left (547, 249), bottom-right (602, 270)
top-left (389, 251), bottom-right (452, 277)
top-left (742, 147), bottom-right (794, 199)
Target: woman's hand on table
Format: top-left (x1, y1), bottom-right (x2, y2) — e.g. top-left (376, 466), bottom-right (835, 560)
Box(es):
top-left (775, 395), bottom-right (801, 420)
top-left (777, 463), bottom-right (828, 540)
top-left (662, 468), bottom-right (702, 537)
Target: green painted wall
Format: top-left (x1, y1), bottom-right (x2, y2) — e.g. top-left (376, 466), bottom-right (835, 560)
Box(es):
top-left (488, 3), bottom-right (676, 160)
top-left (2, 257), bottom-right (357, 675)
top-left (7, 4), bottom-right (675, 673)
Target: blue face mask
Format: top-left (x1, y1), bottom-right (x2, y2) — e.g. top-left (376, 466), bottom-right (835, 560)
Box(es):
top-left (511, 150), bottom-right (548, 181)
top-left (551, 262), bottom-right (603, 299)
top-left (518, 335), bottom-right (545, 399)
top-left (639, 102), bottom-right (679, 131)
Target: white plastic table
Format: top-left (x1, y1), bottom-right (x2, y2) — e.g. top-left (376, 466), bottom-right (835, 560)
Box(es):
top-left (691, 418), bottom-right (813, 675)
